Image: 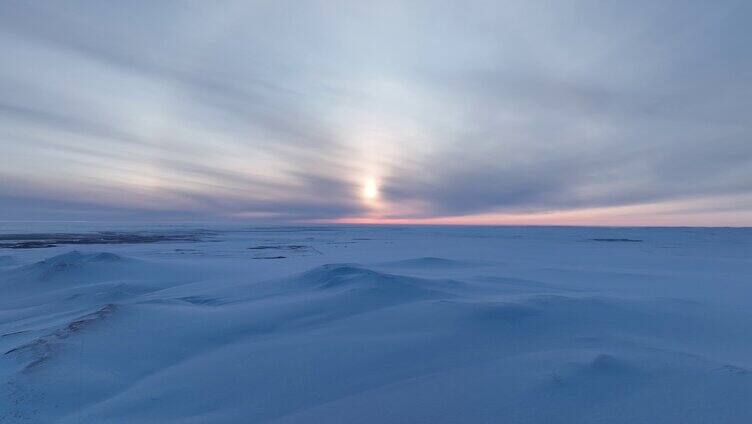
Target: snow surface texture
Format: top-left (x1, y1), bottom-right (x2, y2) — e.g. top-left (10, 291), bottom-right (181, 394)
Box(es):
top-left (0, 225), bottom-right (751, 423)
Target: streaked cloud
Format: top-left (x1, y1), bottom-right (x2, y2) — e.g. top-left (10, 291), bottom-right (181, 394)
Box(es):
top-left (1, 0), bottom-right (750, 225)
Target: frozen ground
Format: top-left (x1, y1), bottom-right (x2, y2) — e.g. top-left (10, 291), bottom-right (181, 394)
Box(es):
top-left (0, 224), bottom-right (750, 423)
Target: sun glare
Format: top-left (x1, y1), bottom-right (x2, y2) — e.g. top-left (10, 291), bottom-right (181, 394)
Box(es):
top-left (362, 178), bottom-right (379, 201)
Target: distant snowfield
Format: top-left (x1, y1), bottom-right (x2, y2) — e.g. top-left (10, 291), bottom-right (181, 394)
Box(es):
top-left (1, 225), bottom-right (751, 423)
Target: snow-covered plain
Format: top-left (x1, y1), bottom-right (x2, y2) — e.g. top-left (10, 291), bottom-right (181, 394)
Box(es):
top-left (1, 225), bottom-right (751, 423)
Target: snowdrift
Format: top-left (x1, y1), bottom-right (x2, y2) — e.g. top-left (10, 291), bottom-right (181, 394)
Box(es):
top-left (1, 226), bottom-right (751, 423)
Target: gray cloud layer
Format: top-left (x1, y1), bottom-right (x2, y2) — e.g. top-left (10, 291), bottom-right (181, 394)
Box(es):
top-left (1, 0), bottom-right (750, 223)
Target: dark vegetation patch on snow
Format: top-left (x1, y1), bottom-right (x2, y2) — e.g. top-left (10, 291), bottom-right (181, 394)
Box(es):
top-left (0, 230), bottom-right (215, 249)
top-left (177, 296), bottom-right (228, 306)
top-left (248, 245), bottom-right (309, 250)
top-left (716, 364), bottom-right (751, 375)
top-left (591, 238), bottom-right (643, 242)
top-left (4, 304), bottom-right (118, 372)
top-left (248, 244), bottom-right (321, 258)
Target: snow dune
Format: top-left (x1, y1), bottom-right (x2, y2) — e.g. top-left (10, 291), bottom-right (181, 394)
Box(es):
top-left (1, 226), bottom-right (751, 423)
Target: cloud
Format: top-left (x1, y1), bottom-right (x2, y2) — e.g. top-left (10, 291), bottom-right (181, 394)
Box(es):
top-left (0, 0), bottom-right (750, 224)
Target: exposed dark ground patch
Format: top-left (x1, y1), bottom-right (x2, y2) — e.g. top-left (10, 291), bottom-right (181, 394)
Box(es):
top-left (0, 231), bottom-right (215, 249)
top-left (591, 238), bottom-right (643, 243)
top-left (4, 304), bottom-right (118, 372)
top-left (248, 245), bottom-right (309, 251)
top-left (247, 245), bottom-right (322, 258)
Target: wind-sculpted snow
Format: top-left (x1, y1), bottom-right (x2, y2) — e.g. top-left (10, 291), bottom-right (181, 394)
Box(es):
top-left (380, 256), bottom-right (483, 269)
top-left (0, 226), bottom-right (751, 423)
top-left (292, 263), bottom-right (462, 296)
top-left (4, 251), bottom-right (130, 284)
top-left (4, 304), bottom-right (118, 373)
top-left (0, 256), bottom-right (16, 267)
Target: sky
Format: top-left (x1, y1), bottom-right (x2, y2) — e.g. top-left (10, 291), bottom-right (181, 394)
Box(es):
top-left (1, 0), bottom-right (751, 226)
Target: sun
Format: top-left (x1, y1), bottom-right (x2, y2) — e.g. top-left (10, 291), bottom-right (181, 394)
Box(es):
top-left (362, 178), bottom-right (379, 200)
